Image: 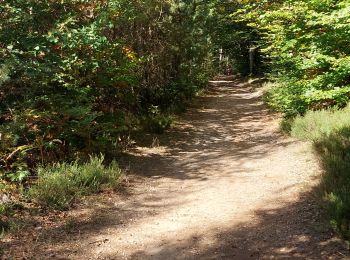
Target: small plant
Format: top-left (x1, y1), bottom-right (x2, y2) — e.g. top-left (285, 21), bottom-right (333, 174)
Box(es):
top-left (0, 203), bottom-right (11, 235)
top-left (143, 106), bottom-right (174, 134)
top-left (28, 155), bottom-right (122, 210)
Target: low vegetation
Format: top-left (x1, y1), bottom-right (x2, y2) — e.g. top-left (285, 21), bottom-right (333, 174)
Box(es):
top-left (29, 155), bottom-right (121, 210)
top-left (1, 155), bottom-right (122, 235)
top-left (0, 0), bottom-right (220, 187)
top-left (0, 0), bottom-right (225, 223)
top-left (291, 106), bottom-right (350, 238)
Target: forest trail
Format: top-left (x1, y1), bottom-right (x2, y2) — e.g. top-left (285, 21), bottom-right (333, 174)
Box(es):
top-left (4, 77), bottom-right (349, 259)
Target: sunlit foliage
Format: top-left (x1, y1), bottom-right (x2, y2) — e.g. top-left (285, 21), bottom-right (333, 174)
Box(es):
top-left (0, 0), bottom-right (219, 180)
top-left (236, 0), bottom-right (350, 116)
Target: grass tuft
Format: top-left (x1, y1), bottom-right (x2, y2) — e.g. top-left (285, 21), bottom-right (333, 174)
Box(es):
top-left (28, 155), bottom-right (122, 210)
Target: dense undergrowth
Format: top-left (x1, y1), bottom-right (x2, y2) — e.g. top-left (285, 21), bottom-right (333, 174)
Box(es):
top-left (0, 0), bottom-right (222, 231)
top-left (0, 0), bottom-right (228, 207)
top-left (0, 0), bottom-right (218, 177)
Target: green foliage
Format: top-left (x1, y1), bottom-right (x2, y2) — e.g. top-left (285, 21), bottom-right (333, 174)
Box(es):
top-left (210, 1), bottom-right (263, 75)
top-left (142, 106), bottom-right (174, 134)
top-left (28, 155), bottom-right (121, 210)
top-left (0, 197), bottom-right (27, 237)
top-left (0, 203), bottom-right (12, 235)
top-left (291, 105), bottom-right (350, 238)
top-left (236, 0), bottom-right (350, 114)
top-left (0, 0), bottom-right (219, 183)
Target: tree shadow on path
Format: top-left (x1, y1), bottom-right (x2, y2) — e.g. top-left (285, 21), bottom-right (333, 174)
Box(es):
top-left (119, 78), bottom-right (292, 181)
top-left (121, 191), bottom-right (348, 260)
top-left (2, 77), bottom-right (349, 259)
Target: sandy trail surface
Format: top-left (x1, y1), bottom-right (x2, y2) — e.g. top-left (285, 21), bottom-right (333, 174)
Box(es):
top-left (2, 77), bottom-right (349, 259)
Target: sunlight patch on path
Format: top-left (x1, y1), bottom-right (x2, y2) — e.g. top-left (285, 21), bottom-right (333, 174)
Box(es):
top-left (10, 77), bottom-right (347, 260)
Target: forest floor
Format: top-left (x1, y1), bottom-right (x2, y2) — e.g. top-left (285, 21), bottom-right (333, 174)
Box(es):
top-left (2, 76), bottom-right (350, 259)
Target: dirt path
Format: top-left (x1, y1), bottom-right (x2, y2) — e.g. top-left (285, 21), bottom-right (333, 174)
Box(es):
top-left (3, 77), bottom-right (349, 259)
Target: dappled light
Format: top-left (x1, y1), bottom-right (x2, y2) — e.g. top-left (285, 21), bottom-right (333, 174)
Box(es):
top-left (121, 78), bottom-right (290, 181)
top-left (2, 0), bottom-right (350, 258)
top-left (3, 78), bottom-right (348, 258)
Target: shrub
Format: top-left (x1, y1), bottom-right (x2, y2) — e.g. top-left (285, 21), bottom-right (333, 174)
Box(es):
top-left (0, 203), bottom-right (11, 234)
top-left (141, 106), bottom-right (174, 134)
top-left (291, 105), bottom-right (350, 141)
top-left (291, 105), bottom-right (350, 238)
top-left (143, 114), bottom-right (173, 134)
top-left (0, 0), bottom-right (216, 182)
top-left (28, 155), bottom-right (121, 210)
top-left (237, 0), bottom-right (350, 115)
